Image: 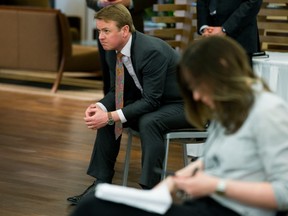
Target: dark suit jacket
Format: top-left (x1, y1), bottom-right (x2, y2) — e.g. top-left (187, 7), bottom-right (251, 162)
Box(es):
top-left (197, 0), bottom-right (262, 54)
top-left (99, 31), bottom-right (183, 121)
top-left (86, 0), bottom-right (157, 32)
top-left (86, 0), bottom-right (158, 95)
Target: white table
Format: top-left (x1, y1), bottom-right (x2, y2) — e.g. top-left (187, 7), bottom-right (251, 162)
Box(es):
top-left (253, 51), bottom-right (288, 102)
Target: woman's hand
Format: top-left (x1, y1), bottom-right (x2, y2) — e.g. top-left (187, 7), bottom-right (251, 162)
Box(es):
top-left (175, 159), bottom-right (203, 177)
top-left (173, 160), bottom-right (218, 198)
top-left (173, 171), bottom-right (218, 198)
top-left (157, 166), bottom-right (218, 199)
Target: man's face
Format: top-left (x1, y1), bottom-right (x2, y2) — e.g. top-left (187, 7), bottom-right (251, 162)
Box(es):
top-left (96, 19), bottom-right (127, 51)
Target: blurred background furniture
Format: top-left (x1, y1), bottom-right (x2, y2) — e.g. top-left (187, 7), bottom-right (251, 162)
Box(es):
top-left (0, 0), bottom-right (52, 7)
top-left (146, 0), bottom-right (198, 53)
top-left (0, 0), bottom-right (82, 42)
top-left (254, 0), bottom-right (288, 102)
top-left (0, 6), bottom-right (101, 93)
top-left (253, 51), bottom-right (288, 102)
top-left (257, 0), bottom-right (288, 51)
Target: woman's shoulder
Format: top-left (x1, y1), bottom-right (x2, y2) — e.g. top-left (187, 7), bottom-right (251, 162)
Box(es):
top-left (255, 91), bottom-right (288, 111)
top-left (251, 91), bottom-right (288, 125)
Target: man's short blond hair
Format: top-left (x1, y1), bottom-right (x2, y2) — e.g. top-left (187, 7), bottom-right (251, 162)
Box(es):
top-left (95, 3), bottom-right (135, 32)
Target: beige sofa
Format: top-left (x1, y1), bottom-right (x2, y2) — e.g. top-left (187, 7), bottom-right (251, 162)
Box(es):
top-left (0, 6), bottom-right (100, 93)
top-left (0, 0), bottom-right (51, 7)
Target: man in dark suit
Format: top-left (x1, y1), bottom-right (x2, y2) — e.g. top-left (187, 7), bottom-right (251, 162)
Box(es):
top-left (67, 3), bottom-right (192, 205)
top-left (86, 0), bottom-right (157, 94)
top-left (197, 0), bottom-right (262, 63)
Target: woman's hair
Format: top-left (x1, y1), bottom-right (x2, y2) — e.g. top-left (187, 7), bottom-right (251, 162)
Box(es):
top-left (94, 3), bottom-right (135, 32)
top-left (178, 36), bottom-right (269, 134)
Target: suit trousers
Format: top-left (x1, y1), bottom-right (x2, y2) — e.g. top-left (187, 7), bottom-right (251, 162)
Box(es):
top-left (86, 102), bottom-right (192, 188)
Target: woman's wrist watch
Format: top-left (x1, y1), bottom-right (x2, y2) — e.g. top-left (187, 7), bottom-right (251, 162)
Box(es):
top-left (215, 179), bottom-right (227, 195)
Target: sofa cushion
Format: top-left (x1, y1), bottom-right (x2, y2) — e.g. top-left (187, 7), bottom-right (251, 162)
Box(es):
top-left (0, 10), bottom-right (18, 68)
top-left (64, 44), bottom-right (101, 72)
top-left (18, 10), bottom-right (60, 71)
top-left (0, 7), bottom-right (61, 71)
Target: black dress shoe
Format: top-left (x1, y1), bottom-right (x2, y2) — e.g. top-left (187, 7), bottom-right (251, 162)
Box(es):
top-left (67, 180), bottom-right (97, 205)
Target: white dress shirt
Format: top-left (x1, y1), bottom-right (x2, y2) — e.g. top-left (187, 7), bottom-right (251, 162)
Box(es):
top-left (97, 35), bottom-right (141, 123)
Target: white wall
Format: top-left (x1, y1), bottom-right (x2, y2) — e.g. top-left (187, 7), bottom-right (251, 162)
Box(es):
top-left (86, 7), bottom-right (96, 41)
top-left (55, 0), bottom-right (93, 40)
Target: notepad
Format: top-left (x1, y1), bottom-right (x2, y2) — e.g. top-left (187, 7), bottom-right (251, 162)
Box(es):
top-left (95, 183), bottom-right (172, 214)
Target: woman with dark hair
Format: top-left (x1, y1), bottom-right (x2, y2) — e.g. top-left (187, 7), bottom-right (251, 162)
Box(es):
top-left (71, 36), bottom-right (288, 216)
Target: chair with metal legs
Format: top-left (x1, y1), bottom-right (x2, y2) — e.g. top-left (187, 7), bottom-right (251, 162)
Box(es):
top-left (121, 128), bottom-right (209, 186)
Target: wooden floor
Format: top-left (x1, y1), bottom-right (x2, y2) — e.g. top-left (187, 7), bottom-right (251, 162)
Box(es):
top-left (0, 85), bottom-right (185, 216)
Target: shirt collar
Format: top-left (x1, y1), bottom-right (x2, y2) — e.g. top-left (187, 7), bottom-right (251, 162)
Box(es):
top-left (117, 35), bottom-right (132, 58)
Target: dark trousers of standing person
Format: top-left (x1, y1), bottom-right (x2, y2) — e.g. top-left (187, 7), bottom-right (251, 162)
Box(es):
top-left (71, 194), bottom-right (241, 216)
top-left (247, 53), bottom-right (253, 68)
top-left (86, 103), bottom-right (192, 189)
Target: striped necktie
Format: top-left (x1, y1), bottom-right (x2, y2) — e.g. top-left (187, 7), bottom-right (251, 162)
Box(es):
top-left (115, 52), bottom-right (124, 139)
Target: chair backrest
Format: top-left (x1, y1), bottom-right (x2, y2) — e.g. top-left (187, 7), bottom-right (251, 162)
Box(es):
top-left (147, 0), bottom-right (198, 53)
top-left (257, 0), bottom-right (288, 51)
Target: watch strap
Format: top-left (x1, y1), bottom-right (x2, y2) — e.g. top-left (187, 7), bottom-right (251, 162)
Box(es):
top-left (215, 179), bottom-right (227, 195)
top-left (107, 112), bottom-right (114, 125)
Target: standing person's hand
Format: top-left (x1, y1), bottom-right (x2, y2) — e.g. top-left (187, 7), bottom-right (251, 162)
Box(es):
top-left (202, 26), bottom-right (226, 37)
top-left (98, 0), bottom-right (131, 8)
top-left (202, 26), bottom-right (214, 36)
top-left (98, 0), bottom-right (114, 7)
top-left (209, 26), bottom-right (226, 36)
top-left (114, 0), bottom-right (131, 7)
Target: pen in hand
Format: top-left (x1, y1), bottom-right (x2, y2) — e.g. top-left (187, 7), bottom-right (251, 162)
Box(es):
top-left (153, 167), bottom-right (175, 176)
top-left (175, 167), bottom-right (199, 199)
top-left (153, 167), bottom-right (199, 177)
top-left (192, 167), bottom-right (199, 176)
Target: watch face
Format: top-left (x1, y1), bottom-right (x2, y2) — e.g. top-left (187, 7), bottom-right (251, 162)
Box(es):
top-left (107, 118), bottom-right (114, 125)
top-left (107, 112), bottom-right (114, 125)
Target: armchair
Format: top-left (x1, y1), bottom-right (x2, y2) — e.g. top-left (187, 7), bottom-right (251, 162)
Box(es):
top-left (0, 6), bottom-right (101, 93)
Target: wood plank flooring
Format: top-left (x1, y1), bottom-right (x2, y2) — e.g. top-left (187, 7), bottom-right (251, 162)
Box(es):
top-left (0, 87), bottom-right (184, 216)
